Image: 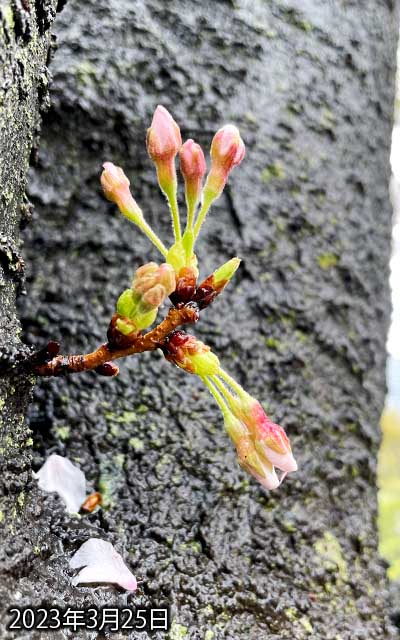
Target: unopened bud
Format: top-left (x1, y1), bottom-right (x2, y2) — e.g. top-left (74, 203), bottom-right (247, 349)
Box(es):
top-left (230, 395), bottom-right (297, 474)
top-left (193, 257), bottom-right (241, 310)
top-left (147, 105), bottom-right (182, 198)
top-left (180, 139), bottom-right (207, 217)
top-left (116, 262), bottom-right (175, 334)
top-left (203, 125), bottom-right (245, 202)
top-left (163, 331), bottom-right (220, 376)
top-left (133, 262), bottom-right (176, 300)
top-left (101, 162), bottom-right (143, 221)
top-left (95, 362), bottom-right (119, 377)
top-left (146, 105), bottom-right (182, 162)
top-left (213, 257), bottom-right (241, 287)
top-left (169, 265), bottom-right (198, 305)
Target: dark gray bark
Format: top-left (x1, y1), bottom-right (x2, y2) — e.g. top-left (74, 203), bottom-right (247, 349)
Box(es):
top-left (0, 0), bottom-right (60, 624)
top-left (0, 1), bottom-right (399, 638)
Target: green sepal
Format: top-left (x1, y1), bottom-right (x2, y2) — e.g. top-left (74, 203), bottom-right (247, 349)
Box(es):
top-left (116, 289), bottom-right (137, 318)
top-left (191, 351), bottom-right (220, 377)
top-left (166, 239), bottom-right (186, 274)
top-left (133, 307), bottom-right (158, 331)
top-left (116, 317), bottom-right (137, 336)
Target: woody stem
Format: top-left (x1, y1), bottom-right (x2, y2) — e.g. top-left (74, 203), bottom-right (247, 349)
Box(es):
top-left (31, 305), bottom-right (198, 377)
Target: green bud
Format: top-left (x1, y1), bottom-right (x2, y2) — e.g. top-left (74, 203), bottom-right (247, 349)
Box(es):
top-left (213, 257), bottom-right (241, 287)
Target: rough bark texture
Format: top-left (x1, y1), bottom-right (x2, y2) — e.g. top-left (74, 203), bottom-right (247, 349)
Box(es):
top-left (0, 0), bottom-right (60, 629)
top-left (0, 1), bottom-right (398, 639)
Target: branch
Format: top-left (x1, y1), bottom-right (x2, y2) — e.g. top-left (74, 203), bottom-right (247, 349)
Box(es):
top-left (30, 304), bottom-right (199, 377)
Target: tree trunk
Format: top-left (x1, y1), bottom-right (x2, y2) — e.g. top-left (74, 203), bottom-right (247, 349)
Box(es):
top-left (1, 1), bottom-right (398, 638)
top-left (0, 0), bottom-right (60, 624)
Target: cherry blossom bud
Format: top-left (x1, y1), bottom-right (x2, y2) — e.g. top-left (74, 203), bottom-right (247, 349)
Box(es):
top-left (203, 125), bottom-right (245, 201)
top-left (236, 434), bottom-right (280, 491)
top-left (132, 262), bottom-right (176, 305)
top-left (101, 162), bottom-right (143, 221)
top-left (163, 331), bottom-right (220, 376)
top-left (194, 257), bottom-right (241, 309)
top-left (223, 411), bottom-right (279, 490)
top-left (169, 265), bottom-right (198, 305)
top-left (147, 105), bottom-right (182, 207)
top-left (146, 105), bottom-right (182, 162)
top-left (180, 139), bottom-right (207, 219)
top-left (115, 262), bottom-right (176, 334)
top-left (231, 395), bottom-right (297, 474)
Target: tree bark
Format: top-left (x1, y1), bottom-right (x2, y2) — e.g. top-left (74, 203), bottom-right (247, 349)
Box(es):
top-left (0, 1), bottom-right (398, 638)
top-left (0, 0), bottom-right (60, 626)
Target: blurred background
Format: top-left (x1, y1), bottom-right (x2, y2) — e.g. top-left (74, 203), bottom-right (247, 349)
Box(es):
top-left (379, 42), bottom-right (400, 585)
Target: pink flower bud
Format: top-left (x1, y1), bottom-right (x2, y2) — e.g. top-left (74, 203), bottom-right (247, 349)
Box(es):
top-left (180, 139), bottom-right (206, 215)
top-left (254, 418), bottom-right (298, 474)
top-left (231, 396), bottom-right (297, 474)
top-left (146, 106), bottom-right (182, 216)
top-left (132, 262), bottom-right (176, 303)
top-left (101, 162), bottom-right (143, 219)
top-left (203, 125), bottom-right (245, 200)
top-left (180, 139), bottom-right (207, 181)
top-left (146, 105), bottom-right (182, 162)
top-left (116, 262), bottom-right (176, 334)
top-left (142, 284), bottom-right (166, 308)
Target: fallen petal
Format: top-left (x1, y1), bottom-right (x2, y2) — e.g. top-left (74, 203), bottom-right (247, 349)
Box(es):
top-left (34, 454), bottom-right (86, 514)
top-left (70, 539), bottom-right (137, 591)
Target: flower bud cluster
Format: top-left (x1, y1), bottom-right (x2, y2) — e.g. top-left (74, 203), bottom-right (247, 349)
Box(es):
top-left (116, 262), bottom-right (176, 335)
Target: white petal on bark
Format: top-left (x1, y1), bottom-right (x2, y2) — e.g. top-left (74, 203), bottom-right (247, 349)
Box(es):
top-left (33, 454), bottom-right (86, 513)
top-left (70, 539), bottom-right (137, 591)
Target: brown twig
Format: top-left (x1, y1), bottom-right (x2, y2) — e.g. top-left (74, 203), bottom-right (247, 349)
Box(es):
top-left (31, 304), bottom-right (199, 377)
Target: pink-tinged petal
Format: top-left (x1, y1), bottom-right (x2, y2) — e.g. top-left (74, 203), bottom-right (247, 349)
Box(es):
top-left (101, 162), bottom-right (130, 201)
top-left (34, 454), bottom-right (86, 513)
top-left (239, 457), bottom-right (280, 491)
top-left (255, 439), bottom-right (298, 473)
top-left (236, 434), bottom-right (280, 490)
top-left (70, 539), bottom-right (137, 591)
top-left (146, 105), bottom-right (182, 162)
top-left (235, 398), bottom-right (297, 472)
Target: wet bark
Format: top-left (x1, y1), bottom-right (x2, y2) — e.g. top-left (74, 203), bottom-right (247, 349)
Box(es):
top-left (0, 0), bottom-right (60, 625)
top-left (0, 1), bottom-right (399, 638)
